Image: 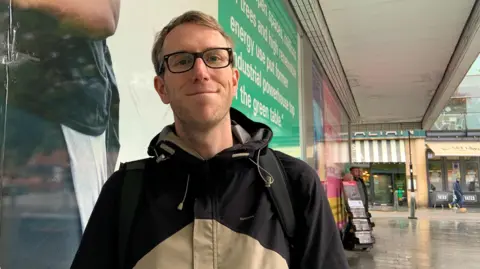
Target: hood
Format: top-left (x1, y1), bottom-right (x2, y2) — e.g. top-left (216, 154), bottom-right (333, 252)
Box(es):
top-left (147, 107), bottom-right (273, 162)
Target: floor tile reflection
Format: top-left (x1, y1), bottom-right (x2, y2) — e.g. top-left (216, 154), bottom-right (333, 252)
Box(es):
top-left (347, 213), bottom-right (480, 269)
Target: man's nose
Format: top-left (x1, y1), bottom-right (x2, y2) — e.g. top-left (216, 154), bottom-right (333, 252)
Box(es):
top-left (191, 58), bottom-right (210, 81)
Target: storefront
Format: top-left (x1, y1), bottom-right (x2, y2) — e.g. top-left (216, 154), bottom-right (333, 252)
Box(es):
top-left (426, 138), bottom-right (480, 207)
top-left (427, 59), bottom-right (480, 207)
top-left (337, 130), bottom-right (427, 207)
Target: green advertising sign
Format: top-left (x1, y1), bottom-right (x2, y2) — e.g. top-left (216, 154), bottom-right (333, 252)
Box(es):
top-left (219, 0), bottom-right (299, 149)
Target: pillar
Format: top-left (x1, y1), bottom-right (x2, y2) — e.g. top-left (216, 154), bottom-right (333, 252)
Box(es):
top-left (405, 137), bottom-right (428, 207)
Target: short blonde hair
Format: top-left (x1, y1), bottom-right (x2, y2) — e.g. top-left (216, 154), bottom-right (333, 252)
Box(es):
top-left (151, 10), bottom-right (234, 75)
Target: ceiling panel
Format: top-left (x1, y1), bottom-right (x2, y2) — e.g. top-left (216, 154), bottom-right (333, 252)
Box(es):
top-left (292, 0), bottom-right (477, 124)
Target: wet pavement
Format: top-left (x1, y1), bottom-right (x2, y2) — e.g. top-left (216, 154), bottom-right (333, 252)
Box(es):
top-left (347, 209), bottom-right (480, 269)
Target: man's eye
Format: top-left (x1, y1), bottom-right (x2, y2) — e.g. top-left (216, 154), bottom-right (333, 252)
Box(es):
top-left (173, 58), bottom-right (192, 66)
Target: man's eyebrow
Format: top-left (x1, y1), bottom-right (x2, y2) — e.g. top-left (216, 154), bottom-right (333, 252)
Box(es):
top-left (163, 50), bottom-right (190, 56)
top-left (203, 46), bottom-right (229, 50)
top-left (166, 47), bottom-right (230, 55)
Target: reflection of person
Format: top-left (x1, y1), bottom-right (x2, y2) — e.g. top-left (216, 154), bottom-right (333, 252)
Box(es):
top-left (350, 166), bottom-right (369, 211)
top-left (72, 10), bottom-right (349, 269)
top-left (0, 1), bottom-right (120, 269)
top-left (468, 180), bottom-right (475, 191)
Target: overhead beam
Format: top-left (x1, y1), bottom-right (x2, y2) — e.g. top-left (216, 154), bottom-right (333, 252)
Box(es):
top-left (289, 0), bottom-right (359, 122)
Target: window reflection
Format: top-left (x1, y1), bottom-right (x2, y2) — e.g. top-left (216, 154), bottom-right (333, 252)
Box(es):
top-left (428, 161), bottom-right (443, 191)
top-left (465, 162), bottom-right (479, 191)
top-left (0, 1), bottom-right (120, 268)
top-left (431, 85), bottom-right (480, 131)
top-left (446, 160), bottom-right (461, 191)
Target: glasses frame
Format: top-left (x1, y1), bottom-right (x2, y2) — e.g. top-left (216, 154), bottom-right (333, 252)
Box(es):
top-left (158, 47), bottom-right (233, 74)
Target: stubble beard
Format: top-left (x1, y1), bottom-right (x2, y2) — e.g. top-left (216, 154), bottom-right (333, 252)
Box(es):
top-left (168, 86), bottom-right (233, 134)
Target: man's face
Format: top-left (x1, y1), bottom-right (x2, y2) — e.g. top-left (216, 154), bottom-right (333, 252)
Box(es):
top-left (154, 23), bottom-right (239, 130)
top-left (351, 168), bottom-right (361, 177)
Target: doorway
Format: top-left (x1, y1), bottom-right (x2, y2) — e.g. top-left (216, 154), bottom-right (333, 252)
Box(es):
top-left (372, 174), bottom-right (394, 205)
top-left (394, 173), bottom-right (407, 207)
top-left (369, 163), bottom-right (407, 206)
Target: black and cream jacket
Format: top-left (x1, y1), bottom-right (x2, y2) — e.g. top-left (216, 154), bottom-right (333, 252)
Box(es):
top-left (71, 108), bottom-right (349, 269)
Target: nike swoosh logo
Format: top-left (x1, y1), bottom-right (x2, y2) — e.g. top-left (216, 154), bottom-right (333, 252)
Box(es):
top-left (240, 215), bottom-right (255, 221)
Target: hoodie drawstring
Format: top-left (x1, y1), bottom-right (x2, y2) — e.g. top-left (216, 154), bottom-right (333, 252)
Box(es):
top-left (177, 174), bottom-right (190, 211)
top-left (247, 152), bottom-right (274, 188)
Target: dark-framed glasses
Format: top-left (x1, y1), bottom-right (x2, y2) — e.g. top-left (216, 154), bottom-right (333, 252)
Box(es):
top-left (159, 47), bottom-right (233, 74)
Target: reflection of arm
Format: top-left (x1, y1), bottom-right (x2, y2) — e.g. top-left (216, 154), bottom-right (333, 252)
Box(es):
top-left (9, 0), bottom-right (120, 38)
top-left (71, 171), bottom-right (122, 268)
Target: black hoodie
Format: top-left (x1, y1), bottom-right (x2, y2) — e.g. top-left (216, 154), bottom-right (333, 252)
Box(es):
top-left (71, 108), bottom-right (349, 269)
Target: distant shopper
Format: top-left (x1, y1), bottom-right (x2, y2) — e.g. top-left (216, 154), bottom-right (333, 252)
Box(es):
top-left (449, 178), bottom-right (464, 209)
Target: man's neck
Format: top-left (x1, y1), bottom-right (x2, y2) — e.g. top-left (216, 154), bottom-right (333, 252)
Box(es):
top-left (174, 117), bottom-right (234, 160)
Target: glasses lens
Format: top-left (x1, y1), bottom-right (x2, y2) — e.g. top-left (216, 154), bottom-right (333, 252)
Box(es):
top-left (167, 53), bottom-right (195, 73)
top-left (203, 49), bottom-right (230, 68)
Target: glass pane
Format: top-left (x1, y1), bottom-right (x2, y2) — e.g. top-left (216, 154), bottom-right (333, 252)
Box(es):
top-left (466, 111), bottom-right (480, 130)
top-left (394, 174), bottom-right (407, 206)
top-left (0, 2), bottom-right (120, 268)
top-left (431, 113), bottom-right (466, 131)
top-left (373, 174), bottom-right (393, 205)
top-left (312, 63), bottom-right (324, 177)
top-left (447, 161), bottom-right (461, 191)
top-left (465, 162), bottom-right (479, 191)
top-left (362, 170), bottom-right (372, 204)
top-left (457, 75), bottom-right (480, 97)
top-left (428, 161), bottom-right (443, 191)
top-left (447, 98), bottom-right (467, 113)
top-left (467, 97), bottom-right (480, 113)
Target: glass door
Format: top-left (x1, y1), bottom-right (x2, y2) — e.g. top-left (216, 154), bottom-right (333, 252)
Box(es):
top-left (446, 158), bottom-right (461, 191)
top-left (465, 162), bottom-right (479, 191)
top-left (373, 173), bottom-right (394, 205)
top-left (394, 174), bottom-right (407, 206)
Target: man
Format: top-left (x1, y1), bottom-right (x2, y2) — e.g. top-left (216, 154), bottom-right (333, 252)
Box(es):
top-left (71, 10), bottom-right (349, 269)
top-left (449, 178), bottom-right (464, 209)
top-left (350, 166), bottom-right (369, 211)
top-left (0, 1), bottom-right (120, 268)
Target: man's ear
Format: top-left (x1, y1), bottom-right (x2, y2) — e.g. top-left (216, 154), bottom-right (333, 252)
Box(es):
top-left (231, 68), bottom-right (240, 95)
top-left (154, 75), bottom-right (170, 104)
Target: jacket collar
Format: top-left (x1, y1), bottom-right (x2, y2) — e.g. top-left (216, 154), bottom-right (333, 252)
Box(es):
top-left (147, 108), bottom-right (273, 163)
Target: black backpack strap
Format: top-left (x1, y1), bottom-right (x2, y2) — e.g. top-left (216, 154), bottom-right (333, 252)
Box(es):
top-left (259, 149), bottom-right (296, 242)
top-left (118, 158), bottom-right (149, 269)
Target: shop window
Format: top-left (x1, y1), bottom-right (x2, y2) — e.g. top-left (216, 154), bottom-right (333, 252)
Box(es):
top-left (465, 162), bottom-right (479, 192)
top-left (446, 160), bottom-right (461, 191)
top-left (428, 161), bottom-right (443, 191)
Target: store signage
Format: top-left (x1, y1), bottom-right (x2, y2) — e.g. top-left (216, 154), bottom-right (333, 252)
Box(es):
top-left (339, 130), bottom-right (426, 139)
top-left (439, 145), bottom-right (480, 153)
top-left (354, 130), bottom-right (413, 138)
top-left (435, 192), bottom-right (449, 202)
top-left (219, 0), bottom-right (300, 152)
top-left (464, 194), bottom-right (478, 202)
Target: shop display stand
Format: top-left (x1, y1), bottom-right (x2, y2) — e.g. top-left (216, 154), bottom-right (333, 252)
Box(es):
top-left (341, 181), bottom-right (375, 251)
